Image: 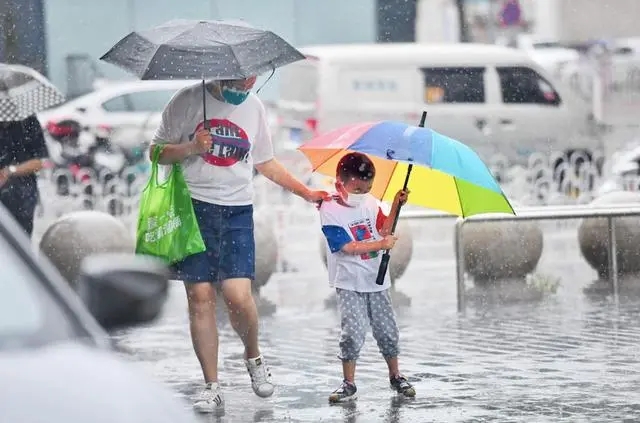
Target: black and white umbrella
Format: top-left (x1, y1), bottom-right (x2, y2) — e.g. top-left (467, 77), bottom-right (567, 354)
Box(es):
top-left (0, 63), bottom-right (65, 122)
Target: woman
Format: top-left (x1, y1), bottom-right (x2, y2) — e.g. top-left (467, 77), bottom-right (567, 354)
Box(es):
top-left (0, 113), bottom-right (49, 237)
top-left (152, 76), bottom-right (329, 413)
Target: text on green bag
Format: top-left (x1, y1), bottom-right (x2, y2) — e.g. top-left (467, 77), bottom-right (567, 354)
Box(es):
top-left (144, 206), bottom-right (183, 243)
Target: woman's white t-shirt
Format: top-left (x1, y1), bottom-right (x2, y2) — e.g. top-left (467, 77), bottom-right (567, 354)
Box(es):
top-left (152, 82), bottom-right (274, 206)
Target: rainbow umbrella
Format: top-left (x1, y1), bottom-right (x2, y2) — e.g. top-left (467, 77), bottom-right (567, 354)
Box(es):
top-left (298, 117), bottom-right (515, 218)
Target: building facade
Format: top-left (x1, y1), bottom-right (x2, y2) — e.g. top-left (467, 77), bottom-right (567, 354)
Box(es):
top-left (42, 0), bottom-right (380, 99)
top-left (0, 0), bottom-right (47, 74)
top-left (554, 0), bottom-right (640, 42)
top-left (2, 0), bottom-right (420, 99)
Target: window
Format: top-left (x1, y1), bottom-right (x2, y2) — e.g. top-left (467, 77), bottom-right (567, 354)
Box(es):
top-left (128, 89), bottom-right (178, 112)
top-left (497, 66), bottom-right (561, 105)
top-left (532, 42), bottom-right (564, 49)
top-left (101, 94), bottom-right (132, 112)
top-left (421, 67), bottom-right (485, 103)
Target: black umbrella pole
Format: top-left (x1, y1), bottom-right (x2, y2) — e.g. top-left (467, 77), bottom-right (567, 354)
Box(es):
top-left (202, 80), bottom-right (210, 130)
top-left (375, 164), bottom-right (412, 285)
top-left (375, 111), bottom-right (427, 285)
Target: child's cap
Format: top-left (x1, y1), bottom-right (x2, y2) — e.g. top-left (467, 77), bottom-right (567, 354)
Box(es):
top-left (337, 152), bottom-right (375, 182)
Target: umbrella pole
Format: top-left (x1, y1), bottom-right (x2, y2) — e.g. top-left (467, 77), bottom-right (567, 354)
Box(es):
top-left (202, 80), bottom-right (210, 130)
top-left (375, 111), bottom-right (427, 285)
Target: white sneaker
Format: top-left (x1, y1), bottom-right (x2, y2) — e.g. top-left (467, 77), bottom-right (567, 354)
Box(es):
top-left (193, 382), bottom-right (224, 414)
top-left (245, 355), bottom-right (274, 398)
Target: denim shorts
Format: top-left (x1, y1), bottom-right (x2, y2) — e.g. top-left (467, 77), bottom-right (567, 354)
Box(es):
top-left (172, 198), bottom-right (255, 283)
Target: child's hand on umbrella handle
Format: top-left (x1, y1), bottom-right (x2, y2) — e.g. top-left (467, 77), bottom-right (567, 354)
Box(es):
top-left (380, 234), bottom-right (398, 250)
top-left (396, 189), bottom-right (410, 206)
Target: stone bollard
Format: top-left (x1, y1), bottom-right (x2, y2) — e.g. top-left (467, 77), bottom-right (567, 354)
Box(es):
top-left (253, 209), bottom-right (278, 291)
top-left (38, 211), bottom-right (134, 286)
top-left (320, 218), bottom-right (414, 308)
top-left (214, 208), bottom-right (278, 317)
top-left (578, 191), bottom-right (640, 287)
top-left (460, 205), bottom-right (543, 286)
top-left (387, 219), bottom-right (413, 283)
top-left (251, 209), bottom-right (278, 316)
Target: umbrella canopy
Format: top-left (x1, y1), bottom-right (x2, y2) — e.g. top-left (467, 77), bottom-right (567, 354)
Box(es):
top-left (99, 19), bottom-right (305, 80)
top-left (0, 63), bottom-right (65, 122)
top-left (299, 121), bottom-right (515, 217)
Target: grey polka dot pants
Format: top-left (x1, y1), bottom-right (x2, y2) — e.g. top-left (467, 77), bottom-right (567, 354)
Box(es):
top-left (336, 288), bottom-right (399, 361)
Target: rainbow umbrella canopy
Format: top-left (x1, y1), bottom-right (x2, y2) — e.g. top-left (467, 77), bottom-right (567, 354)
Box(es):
top-left (298, 119), bottom-right (515, 217)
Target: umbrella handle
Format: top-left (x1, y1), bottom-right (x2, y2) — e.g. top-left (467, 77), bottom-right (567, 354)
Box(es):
top-left (375, 167), bottom-right (410, 286)
top-left (375, 253), bottom-right (392, 285)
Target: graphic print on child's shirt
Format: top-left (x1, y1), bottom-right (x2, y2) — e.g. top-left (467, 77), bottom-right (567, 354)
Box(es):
top-left (189, 118), bottom-right (250, 167)
top-left (348, 217), bottom-right (378, 260)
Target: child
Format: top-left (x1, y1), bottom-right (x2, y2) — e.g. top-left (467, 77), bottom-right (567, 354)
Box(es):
top-left (318, 152), bottom-right (416, 403)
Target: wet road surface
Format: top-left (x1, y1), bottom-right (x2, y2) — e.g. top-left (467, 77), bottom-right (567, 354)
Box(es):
top-left (103, 211), bottom-right (640, 423)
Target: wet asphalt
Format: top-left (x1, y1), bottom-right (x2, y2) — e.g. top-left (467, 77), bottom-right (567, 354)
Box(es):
top-left (105, 208), bottom-right (640, 423)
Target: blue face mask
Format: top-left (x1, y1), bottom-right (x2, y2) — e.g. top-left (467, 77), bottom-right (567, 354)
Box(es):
top-left (220, 85), bottom-right (250, 105)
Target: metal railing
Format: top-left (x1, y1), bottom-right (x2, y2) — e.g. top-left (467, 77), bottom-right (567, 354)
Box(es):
top-left (402, 204), bottom-right (640, 312)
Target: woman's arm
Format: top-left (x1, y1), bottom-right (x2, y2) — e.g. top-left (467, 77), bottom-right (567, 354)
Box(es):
top-left (0, 115), bottom-right (48, 186)
top-left (152, 129), bottom-right (213, 164)
top-left (255, 158), bottom-right (330, 202)
top-left (11, 114), bottom-right (48, 176)
top-left (154, 142), bottom-right (198, 164)
top-left (150, 88), bottom-right (199, 164)
top-left (6, 159), bottom-right (43, 176)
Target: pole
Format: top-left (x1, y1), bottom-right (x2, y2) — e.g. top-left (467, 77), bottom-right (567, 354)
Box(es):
top-left (202, 80), bottom-right (210, 130)
top-left (127, 0), bottom-right (136, 32)
top-left (455, 0), bottom-right (470, 42)
top-left (2, 1), bottom-right (19, 63)
top-left (375, 110), bottom-right (427, 285)
top-left (607, 216), bottom-right (619, 302)
top-left (455, 219), bottom-right (466, 312)
top-left (210, 0), bottom-right (219, 19)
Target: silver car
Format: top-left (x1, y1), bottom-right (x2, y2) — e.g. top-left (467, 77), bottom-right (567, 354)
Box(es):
top-left (0, 205), bottom-right (198, 423)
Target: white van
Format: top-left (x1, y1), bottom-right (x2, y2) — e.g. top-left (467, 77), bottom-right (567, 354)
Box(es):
top-left (276, 43), bottom-right (593, 163)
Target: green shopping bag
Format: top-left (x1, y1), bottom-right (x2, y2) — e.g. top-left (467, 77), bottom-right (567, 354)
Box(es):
top-left (135, 145), bottom-right (206, 264)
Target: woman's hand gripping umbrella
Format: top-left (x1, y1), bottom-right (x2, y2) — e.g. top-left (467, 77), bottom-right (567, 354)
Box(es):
top-left (298, 111), bottom-right (515, 285)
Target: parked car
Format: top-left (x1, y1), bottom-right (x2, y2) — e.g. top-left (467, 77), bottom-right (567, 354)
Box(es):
top-left (0, 205), bottom-right (198, 422)
top-left (37, 79), bottom-right (198, 148)
top-left (276, 42), bottom-right (593, 165)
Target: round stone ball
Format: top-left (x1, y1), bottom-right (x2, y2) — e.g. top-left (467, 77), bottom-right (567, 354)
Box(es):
top-left (39, 211), bottom-right (134, 286)
top-left (578, 190), bottom-right (640, 278)
top-left (461, 208), bottom-right (543, 285)
top-left (253, 209), bottom-right (277, 290)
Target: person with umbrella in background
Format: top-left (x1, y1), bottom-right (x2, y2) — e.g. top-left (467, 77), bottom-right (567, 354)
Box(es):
top-left (0, 64), bottom-right (63, 237)
top-left (102, 19), bottom-right (330, 414)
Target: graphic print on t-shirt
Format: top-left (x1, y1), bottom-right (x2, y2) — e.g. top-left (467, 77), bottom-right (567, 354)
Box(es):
top-left (190, 118), bottom-right (250, 167)
top-left (348, 217), bottom-right (378, 260)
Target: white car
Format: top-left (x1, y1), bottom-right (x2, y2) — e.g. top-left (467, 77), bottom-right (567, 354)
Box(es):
top-left (0, 201), bottom-right (200, 423)
top-left (37, 80), bottom-right (198, 147)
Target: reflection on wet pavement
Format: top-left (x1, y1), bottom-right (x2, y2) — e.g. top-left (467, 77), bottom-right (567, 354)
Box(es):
top-left (112, 218), bottom-right (640, 422)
